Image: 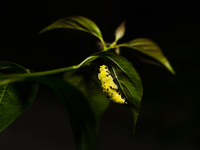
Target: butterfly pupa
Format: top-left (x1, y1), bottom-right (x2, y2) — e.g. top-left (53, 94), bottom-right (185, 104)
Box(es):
top-left (98, 65), bottom-right (127, 104)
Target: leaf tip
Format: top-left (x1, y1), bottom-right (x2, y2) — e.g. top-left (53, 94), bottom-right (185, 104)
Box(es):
top-left (164, 60), bottom-right (176, 75)
top-left (169, 67), bottom-right (176, 75)
top-left (133, 129), bottom-right (136, 134)
top-left (38, 28), bottom-right (47, 34)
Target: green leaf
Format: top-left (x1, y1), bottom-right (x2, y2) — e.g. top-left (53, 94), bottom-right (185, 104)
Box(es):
top-left (77, 51), bottom-right (143, 133)
top-left (0, 61), bottom-right (39, 131)
top-left (39, 16), bottom-right (106, 48)
top-left (95, 51), bottom-right (143, 133)
top-left (32, 76), bottom-right (98, 150)
top-left (121, 38), bottom-right (175, 74)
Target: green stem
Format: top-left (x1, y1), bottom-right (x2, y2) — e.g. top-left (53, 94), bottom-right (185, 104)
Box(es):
top-left (102, 43), bottom-right (126, 52)
top-left (100, 38), bottom-right (107, 49)
top-left (102, 46), bottom-right (113, 52)
top-left (0, 44), bottom-right (117, 80)
top-left (0, 66), bottom-right (77, 79)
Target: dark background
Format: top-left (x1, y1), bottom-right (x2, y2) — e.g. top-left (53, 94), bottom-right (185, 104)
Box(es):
top-left (0, 0), bottom-right (200, 149)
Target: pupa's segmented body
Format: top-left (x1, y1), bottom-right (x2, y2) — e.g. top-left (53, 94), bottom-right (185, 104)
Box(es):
top-left (98, 65), bottom-right (127, 104)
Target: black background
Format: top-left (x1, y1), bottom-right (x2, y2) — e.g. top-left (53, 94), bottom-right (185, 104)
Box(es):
top-left (0, 0), bottom-right (200, 149)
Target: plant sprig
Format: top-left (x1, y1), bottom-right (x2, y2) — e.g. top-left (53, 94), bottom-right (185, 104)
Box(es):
top-left (0, 16), bottom-right (175, 150)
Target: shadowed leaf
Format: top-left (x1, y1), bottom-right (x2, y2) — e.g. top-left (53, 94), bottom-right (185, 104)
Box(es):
top-left (0, 61), bottom-right (38, 131)
top-left (32, 76), bottom-right (99, 150)
top-left (64, 65), bottom-right (110, 121)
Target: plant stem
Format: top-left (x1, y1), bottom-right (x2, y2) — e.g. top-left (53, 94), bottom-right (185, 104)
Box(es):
top-left (100, 38), bottom-right (107, 49)
top-left (0, 66), bottom-right (77, 79)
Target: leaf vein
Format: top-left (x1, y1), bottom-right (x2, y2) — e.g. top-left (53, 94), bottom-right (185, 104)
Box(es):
top-left (0, 84), bottom-right (9, 105)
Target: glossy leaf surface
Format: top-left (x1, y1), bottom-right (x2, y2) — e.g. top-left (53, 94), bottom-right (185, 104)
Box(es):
top-left (121, 38), bottom-right (175, 74)
top-left (0, 61), bottom-right (38, 131)
top-left (40, 16), bottom-right (106, 47)
top-left (95, 51), bottom-right (143, 133)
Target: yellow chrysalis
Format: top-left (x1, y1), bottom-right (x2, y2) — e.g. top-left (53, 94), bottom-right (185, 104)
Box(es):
top-left (98, 65), bottom-right (127, 104)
